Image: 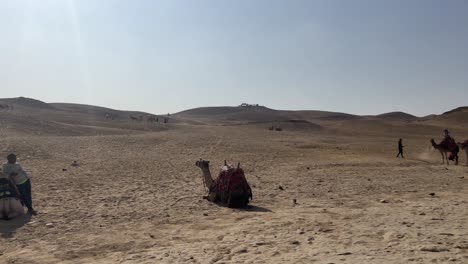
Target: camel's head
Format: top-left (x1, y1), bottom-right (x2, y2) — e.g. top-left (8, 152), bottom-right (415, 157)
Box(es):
top-left (430, 139), bottom-right (439, 149)
top-left (458, 141), bottom-right (468, 149)
top-left (195, 159), bottom-right (210, 169)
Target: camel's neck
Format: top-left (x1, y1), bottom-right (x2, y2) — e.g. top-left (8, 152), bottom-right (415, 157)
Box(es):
top-left (200, 166), bottom-right (214, 189)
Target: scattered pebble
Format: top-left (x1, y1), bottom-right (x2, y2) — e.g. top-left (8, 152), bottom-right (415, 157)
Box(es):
top-left (380, 199), bottom-right (388, 203)
top-left (337, 252), bottom-right (352, 256)
top-left (278, 185), bottom-right (284, 190)
top-left (420, 246), bottom-right (449, 252)
top-left (45, 223), bottom-right (54, 228)
top-left (439, 233), bottom-right (454, 236)
top-left (291, 240), bottom-right (300, 245)
top-left (234, 247), bottom-right (248, 253)
top-left (429, 193), bottom-right (435, 196)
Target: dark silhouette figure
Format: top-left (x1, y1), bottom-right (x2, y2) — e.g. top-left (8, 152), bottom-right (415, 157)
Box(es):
top-left (397, 138), bottom-right (404, 158)
top-left (441, 129), bottom-right (458, 161)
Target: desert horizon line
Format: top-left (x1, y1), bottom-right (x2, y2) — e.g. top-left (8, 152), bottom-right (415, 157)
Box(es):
top-left (0, 96), bottom-right (466, 118)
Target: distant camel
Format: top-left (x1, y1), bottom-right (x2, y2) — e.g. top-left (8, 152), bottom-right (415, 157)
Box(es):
top-left (457, 140), bottom-right (468, 165)
top-left (0, 104), bottom-right (10, 110)
top-left (430, 139), bottom-right (459, 165)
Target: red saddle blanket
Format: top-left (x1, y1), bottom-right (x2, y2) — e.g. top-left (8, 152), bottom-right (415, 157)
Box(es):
top-left (211, 166), bottom-right (252, 203)
top-left (440, 137), bottom-right (457, 151)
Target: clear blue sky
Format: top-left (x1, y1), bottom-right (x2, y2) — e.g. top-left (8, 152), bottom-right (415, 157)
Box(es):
top-left (1, 0), bottom-right (467, 116)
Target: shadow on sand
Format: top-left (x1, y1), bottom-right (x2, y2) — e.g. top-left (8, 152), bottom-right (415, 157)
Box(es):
top-left (219, 204), bottom-right (272, 213)
top-left (243, 205), bottom-right (272, 213)
top-left (0, 214), bottom-right (32, 238)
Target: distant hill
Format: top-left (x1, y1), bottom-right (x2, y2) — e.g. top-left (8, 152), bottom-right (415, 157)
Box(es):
top-left (174, 106), bottom-right (361, 124)
top-left (0, 97), bottom-right (166, 136)
top-left (50, 103), bottom-right (155, 120)
top-left (433, 106), bottom-right (468, 124)
top-left (375, 111), bottom-right (418, 120)
top-left (442, 106), bottom-right (468, 116)
top-left (2, 97), bottom-right (468, 135)
top-left (0, 97), bottom-right (57, 110)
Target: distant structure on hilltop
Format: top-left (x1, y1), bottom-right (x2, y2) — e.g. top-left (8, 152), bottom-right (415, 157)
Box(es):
top-left (239, 103), bottom-right (260, 108)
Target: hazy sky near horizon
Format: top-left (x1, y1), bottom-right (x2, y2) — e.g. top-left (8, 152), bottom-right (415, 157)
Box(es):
top-left (1, 0), bottom-right (467, 116)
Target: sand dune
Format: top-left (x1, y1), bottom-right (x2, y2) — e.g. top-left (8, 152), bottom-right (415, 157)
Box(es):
top-left (374, 111), bottom-right (418, 121)
top-left (0, 97), bottom-right (169, 136)
top-left (1, 98), bottom-right (468, 263)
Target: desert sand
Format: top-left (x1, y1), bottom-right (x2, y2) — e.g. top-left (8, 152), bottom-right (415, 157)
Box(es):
top-left (1, 98), bottom-right (468, 263)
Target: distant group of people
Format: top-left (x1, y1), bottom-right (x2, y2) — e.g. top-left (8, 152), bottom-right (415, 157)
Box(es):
top-left (0, 153), bottom-right (36, 219)
top-left (397, 129), bottom-right (458, 160)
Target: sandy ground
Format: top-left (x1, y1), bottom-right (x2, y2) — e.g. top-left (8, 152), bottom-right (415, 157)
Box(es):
top-left (1, 124), bottom-right (468, 263)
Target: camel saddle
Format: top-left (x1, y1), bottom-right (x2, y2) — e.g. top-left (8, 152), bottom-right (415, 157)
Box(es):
top-left (209, 164), bottom-right (253, 208)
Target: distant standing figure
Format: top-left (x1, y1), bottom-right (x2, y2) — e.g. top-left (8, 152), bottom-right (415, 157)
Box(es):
top-left (2, 154), bottom-right (37, 215)
top-left (396, 138), bottom-right (404, 158)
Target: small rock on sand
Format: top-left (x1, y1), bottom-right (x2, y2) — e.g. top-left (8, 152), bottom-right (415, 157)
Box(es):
top-left (420, 246), bottom-right (449, 252)
top-left (337, 252), bottom-right (352, 256)
top-left (233, 246), bottom-right (248, 253)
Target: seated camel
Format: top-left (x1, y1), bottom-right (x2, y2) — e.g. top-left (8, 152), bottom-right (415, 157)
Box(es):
top-left (0, 177), bottom-right (24, 220)
top-left (196, 159), bottom-right (252, 208)
top-left (430, 139), bottom-right (459, 165)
